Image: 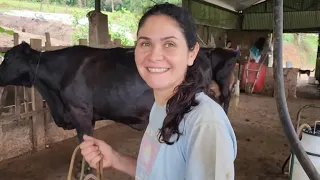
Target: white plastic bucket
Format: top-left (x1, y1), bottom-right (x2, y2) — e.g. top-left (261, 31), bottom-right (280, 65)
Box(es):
top-left (286, 61), bottom-right (293, 68)
top-left (289, 126), bottom-right (320, 180)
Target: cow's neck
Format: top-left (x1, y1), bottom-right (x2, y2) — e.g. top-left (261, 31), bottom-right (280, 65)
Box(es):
top-left (31, 51), bottom-right (67, 90)
top-left (29, 51), bottom-right (68, 128)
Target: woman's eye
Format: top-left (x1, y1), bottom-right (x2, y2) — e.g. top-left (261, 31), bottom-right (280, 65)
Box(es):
top-left (165, 42), bottom-right (175, 48)
top-left (141, 42), bottom-right (150, 47)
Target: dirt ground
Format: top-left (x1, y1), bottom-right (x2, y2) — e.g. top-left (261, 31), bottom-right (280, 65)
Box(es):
top-left (0, 13), bottom-right (74, 46)
top-left (0, 94), bottom-right (319, 180)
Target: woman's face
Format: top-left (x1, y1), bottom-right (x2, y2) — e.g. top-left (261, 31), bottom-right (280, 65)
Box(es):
top-left (134, 15), bottom-right (199, 93)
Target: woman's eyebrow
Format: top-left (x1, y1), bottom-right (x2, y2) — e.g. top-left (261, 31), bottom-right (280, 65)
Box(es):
top-left (160, 36), bottom-right (177, 40)
top-left (137, 36), bottom-right (178, 41)
top-left (137, 36), bottom-right (150, 40)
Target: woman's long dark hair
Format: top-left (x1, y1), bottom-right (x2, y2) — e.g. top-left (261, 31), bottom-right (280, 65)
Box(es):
top-left (137, 3), bottom-right (212, 145)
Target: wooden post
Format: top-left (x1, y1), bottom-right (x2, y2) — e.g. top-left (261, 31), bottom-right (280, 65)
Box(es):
top-left (30, 38), bottom-right (45, 151)
top-left (114, 39), bottom-right (121, 47)
top-left (0, 88), bottom-right (4, 105)
top-left (30, 39), bottom-right (42, 51)
top-left (45, 32), bottom-right (51, 49)
top-left (13, 33), bottom-right (19, 46)
top-left (13, 33), bottom-right (22, 117)
top-left (79, 39), bottom-right (88, 45)
top-left (23, 87), bottom-right (28, 113)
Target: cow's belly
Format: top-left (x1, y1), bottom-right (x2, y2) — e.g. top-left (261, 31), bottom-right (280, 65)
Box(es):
top-left (92, 85), bottom-right (154, 121)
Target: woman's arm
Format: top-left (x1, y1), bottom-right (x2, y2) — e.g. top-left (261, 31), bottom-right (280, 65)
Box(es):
top-left (112, 151), bottom-right (137, 177)
top-left (80, 135), bottom-right (137, 177)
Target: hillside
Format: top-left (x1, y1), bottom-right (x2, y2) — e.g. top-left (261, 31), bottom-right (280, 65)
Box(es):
top-left (283, 33), bottom-right (317, 70)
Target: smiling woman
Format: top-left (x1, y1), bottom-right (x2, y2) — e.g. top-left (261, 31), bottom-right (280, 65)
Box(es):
top-left (80, 3), bottom-right (237, 180)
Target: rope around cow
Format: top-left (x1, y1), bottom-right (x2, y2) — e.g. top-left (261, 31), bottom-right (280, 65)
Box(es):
top-left (67, 145), bottom-right (104, 180)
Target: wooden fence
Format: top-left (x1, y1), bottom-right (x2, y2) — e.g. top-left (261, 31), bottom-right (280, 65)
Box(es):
top-left (0, 32), bottom-right (122, 162)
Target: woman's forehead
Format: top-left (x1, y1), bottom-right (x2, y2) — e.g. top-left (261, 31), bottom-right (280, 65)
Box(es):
top-left (138, 16), bottom-right (183, 39)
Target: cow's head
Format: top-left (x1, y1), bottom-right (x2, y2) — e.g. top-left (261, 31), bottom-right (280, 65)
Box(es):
top-left (0, 42), bottom-right (37, 87)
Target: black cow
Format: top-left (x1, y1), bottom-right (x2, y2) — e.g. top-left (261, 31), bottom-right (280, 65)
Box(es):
top-left (0, 42), bottom-right (154, 142)
top-left (0, 42), bottom-right (237, 142)
top-left (204, 48), bottom-right (239, 114)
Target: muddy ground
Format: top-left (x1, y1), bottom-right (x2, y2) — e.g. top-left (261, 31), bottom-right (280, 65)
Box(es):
top-left (0, 13), bottom-right (74, 47)
top-left (0, 94), bottom-right (319, 180)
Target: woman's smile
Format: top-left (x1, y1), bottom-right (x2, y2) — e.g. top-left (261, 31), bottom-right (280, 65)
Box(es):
top-left (146, 67), bottom-right (170, 73)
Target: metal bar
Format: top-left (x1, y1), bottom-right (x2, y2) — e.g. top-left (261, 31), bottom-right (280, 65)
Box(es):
top-left (273, 0), bottom-right (320, 179)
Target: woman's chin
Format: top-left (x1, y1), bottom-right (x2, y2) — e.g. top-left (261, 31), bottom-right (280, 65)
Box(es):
top-left (146, 81), bottom-right (169, 90)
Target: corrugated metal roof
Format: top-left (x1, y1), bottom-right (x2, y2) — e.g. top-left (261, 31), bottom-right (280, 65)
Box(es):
top-left (199, 0), bottom-right (266, 12)
top-left (242, 11), bottom-right (320, 30)
top-left (190, 0), bottom-right (239, 29)
top-left (244, 0), bottom-right (320, 13)
top-left (241, 0), bottom-right (320, 30)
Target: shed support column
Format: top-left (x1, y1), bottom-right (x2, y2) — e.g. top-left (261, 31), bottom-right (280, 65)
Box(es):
top-left (315, 33), bottom-right (320, 81)
top-left (95, 0), bottom-right (101, 12)
top-left (88, 11), bottom-right (111, 47)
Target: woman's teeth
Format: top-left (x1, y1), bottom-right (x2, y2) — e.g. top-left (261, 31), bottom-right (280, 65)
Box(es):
top-left (147, 68), bottom-right (169, 73)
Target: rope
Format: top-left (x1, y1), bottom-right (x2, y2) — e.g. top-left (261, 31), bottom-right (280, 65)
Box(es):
top-left (281, 124), bottom-right (311, 176)
top-left (67, 144), bottom-right (104, 180)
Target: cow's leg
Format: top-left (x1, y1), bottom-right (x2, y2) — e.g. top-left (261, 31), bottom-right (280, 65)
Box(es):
top-left (66, 105), bottom-right (94, 178)
top-left (220, 81), bottom-right (231, 115)
top-left (223, 95), bottom-right (231, 114)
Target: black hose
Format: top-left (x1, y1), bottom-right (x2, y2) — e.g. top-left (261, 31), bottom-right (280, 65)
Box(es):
top-left (282, 154), bottom-right (291, 174)
top-left (273, 0), bottom-right (320, 179)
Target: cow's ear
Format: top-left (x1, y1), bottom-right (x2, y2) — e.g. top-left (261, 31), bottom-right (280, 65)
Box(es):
top-left (20, 41), bottom-right (31, 55)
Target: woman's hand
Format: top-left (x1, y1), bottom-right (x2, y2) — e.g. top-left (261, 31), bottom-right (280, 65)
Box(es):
top-left (80, 135), bottom-right (116, 169)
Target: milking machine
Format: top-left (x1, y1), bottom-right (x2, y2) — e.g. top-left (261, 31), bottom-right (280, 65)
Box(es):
top-left (273, 0), bottom-right (320, 179)
top-left (281, 105), bottom-right (320, 179)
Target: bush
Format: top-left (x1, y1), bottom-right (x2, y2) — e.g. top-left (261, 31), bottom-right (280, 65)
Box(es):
top-left (108, 8), bottom-right (140, 46)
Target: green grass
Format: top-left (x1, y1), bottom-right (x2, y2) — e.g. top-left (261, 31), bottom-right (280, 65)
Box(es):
top-left (302, 34), bottom-right (318, 65)
top-left (283, 33), bottom-right (294, 43)
top-left (0, 0), bottom-right (81, 13)
top-left (0, 26), bottom-right (14, 35)
top-left (0, 0), bottom-right (108, 14)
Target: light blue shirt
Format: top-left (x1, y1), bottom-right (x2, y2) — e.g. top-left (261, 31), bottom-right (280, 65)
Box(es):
top-left (135, 92), bottom-right (237, 180)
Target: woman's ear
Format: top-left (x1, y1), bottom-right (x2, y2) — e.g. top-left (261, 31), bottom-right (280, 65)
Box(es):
top-left (187, 42), bottom-right (200, 66)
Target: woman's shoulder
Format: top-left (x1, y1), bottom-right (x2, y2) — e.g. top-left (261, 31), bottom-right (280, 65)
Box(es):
top-left (181, 92), bottom-right (237, 159)
top-left (184, 92), bottom-right (229, 126)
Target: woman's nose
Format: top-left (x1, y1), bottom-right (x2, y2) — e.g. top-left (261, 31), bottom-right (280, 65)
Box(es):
top-left (148, 45), bottom-right (163, 62)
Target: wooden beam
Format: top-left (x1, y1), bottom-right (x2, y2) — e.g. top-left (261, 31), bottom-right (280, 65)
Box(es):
top-left (0, 47), bottom-right (11, 53)
top-left (79, 39), bottom-right (88, 45)
top-left (30, 38), bottom-right (46, 151)
top-left (0, 108), bottom-right (49, 121)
